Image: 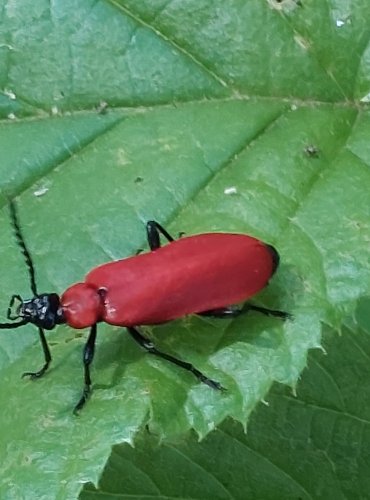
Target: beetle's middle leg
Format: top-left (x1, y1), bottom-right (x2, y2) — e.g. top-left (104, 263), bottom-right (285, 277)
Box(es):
top-left (146, 221), bottom-right (174, 250)
top-left (127, 326), bottom-right (225, 391)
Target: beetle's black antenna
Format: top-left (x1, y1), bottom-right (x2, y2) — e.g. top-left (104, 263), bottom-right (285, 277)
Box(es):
top-left (9, 200), bottom-right (38, 296)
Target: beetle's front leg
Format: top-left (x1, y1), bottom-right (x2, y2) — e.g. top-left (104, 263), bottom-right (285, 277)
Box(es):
top-left (22, 327), bottom-right (52, 379)
top-left (74, 324), bottom-right (97, 414)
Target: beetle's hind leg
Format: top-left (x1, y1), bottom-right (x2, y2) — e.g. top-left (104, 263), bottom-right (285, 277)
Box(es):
top-left (199, 305), bottom-right (291, 320)
top-left (245, 304), bottom-right (291, 320)
top-left (198, 307), bottom-right (243, 318)
top-left (128, 326), bottom-right (225, 391)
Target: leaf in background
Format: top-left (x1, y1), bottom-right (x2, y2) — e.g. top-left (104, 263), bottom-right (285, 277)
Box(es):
top-left (0, 0), bottom-right (369, 498)
top-left (80, 323), bottom-right (370, 500)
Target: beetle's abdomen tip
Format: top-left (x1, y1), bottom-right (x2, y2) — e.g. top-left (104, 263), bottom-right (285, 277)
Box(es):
top-left (265, 244), bottom-right (280, 274)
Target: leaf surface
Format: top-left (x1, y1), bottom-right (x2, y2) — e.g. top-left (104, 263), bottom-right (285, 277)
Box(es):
top-left (0, 0), bottom-right (369, 498)
top-left (81, 321), bottom-right (370, 500)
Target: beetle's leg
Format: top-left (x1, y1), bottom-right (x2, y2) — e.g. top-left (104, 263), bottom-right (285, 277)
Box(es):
top-left (74, 324), bottom-right (97, 414)
top-left (7, 294), bottom-right (23, 320)
top-left (22, 327), bottom-right (52, 379)
top-left (198, 307), bottom-right (243, 318)
top-left (199, 305), bottom-right (291, 320)
top-left (0, 319), bottom-right (28, 329)
top-left (128, 326), bottom-right (225, 391)
top-left (146, 221), bottom-right (174, 250)
top-left (245, 304), bottom-right (292, 320)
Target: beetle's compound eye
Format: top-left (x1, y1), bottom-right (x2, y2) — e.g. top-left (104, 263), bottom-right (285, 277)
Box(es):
top-left (61, 283), bottom-right (102, 329)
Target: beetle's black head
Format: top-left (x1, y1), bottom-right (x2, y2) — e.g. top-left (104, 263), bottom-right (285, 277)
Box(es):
top-left (8, 293), bottom-right (65, 330)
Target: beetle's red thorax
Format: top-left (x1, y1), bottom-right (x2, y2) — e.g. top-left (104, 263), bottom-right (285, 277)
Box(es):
top-left (61, 282), bottom-right (103, 329)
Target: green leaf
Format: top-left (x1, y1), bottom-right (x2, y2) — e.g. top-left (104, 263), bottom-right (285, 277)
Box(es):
top-left (80, 323), bottom-right (370, 500)
top-left (0, 0), bottom-right (369, 498)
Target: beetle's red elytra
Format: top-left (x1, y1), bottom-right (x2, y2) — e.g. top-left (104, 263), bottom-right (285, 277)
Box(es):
top-left (0, 202), bottom-right (290, 413)
top-left (62, 233), bottom-right (278, 329)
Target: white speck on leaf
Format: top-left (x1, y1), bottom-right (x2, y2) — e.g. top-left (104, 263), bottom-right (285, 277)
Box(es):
top-left (360, 92), bottom-right (370, 103)
top-left (34, 187), bottom-right (49, 197)
top-left (224, 187), bottom-right (237, 195)
top-left (4, 88), bottom-right (16, 100)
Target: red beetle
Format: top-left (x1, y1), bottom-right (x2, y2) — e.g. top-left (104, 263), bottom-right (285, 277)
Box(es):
top-left (0, 201), bottom-right (289, 412)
